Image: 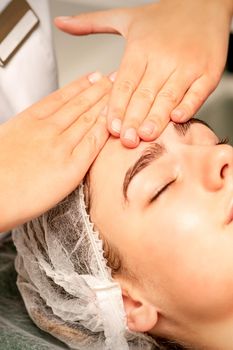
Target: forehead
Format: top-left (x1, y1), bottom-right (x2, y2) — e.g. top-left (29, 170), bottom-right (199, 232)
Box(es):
top-left (89, 135), bottom-right (142, 210)
top-left (89, 133), bottom-right (158, 227)
top-left (91, 122), bottom-right (174, 181)
top-left (89, 121), bottom-right (215, 218)
top-left (89, 138), bottom-right (145, 240)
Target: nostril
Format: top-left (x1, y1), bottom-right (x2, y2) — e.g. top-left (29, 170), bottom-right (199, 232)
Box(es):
top-left (220, 164), bottom-right (229, 179)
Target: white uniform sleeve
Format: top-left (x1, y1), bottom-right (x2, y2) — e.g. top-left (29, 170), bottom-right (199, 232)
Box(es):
top-left (0, 0), bottom-right (58, 123)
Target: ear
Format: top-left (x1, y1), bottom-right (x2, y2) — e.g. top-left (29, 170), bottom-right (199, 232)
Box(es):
top-left (117, 278), bottom-right (159, 333)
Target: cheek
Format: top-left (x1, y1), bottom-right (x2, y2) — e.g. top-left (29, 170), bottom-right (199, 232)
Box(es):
top-left (138, 200), bottom-right (233, 321)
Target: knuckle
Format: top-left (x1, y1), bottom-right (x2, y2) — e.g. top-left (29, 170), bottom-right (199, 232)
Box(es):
top-left (157, 88), bottom-right (178, 105)
top-left (111, 105), bottom-right (125, 119)
top-left (115, 79), bottom-right (136, 94)
top-left (181, 98), bottom-right (198, 116)
top-left (190, 89), bottom-right (205, 107)
top-left (75, 95), bottom-right (91, 109)
top-left (147, 114), bottom-right (163, 128)
top-left (80, 112), bottom-right (95, 125)
top-left (135, 87), bottom-right (155, 103)
top-left (181, 102), bottom-right (194, 116)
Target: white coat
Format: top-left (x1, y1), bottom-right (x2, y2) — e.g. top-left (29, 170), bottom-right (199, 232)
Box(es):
top-left (0, 0), bottom-right (58, 123)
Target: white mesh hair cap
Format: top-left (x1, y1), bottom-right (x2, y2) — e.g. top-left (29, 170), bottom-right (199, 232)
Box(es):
top-left (12, 183), bottom-right (160, 350)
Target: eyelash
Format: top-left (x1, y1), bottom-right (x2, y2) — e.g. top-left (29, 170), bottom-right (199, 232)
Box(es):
top-left (150, 137), bottom-right (230, 203)
top-left (216, 137), bottom-right (229, 145)
top-left (150, 179), bottom-right (176, 203)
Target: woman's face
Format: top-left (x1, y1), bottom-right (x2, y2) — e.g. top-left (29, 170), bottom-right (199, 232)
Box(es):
top-left (89, 120), bottom-right (233, 347)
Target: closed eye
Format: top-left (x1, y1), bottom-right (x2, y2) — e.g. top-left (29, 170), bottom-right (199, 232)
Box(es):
top-left (216, 137), bottom-right (229, 145)
top-left (149, 179), bottom-right (176, 204)
top-left (149, 137), bottom-right (229, 204)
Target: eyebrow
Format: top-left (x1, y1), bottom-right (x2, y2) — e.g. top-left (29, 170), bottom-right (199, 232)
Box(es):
top-left (122, 118), bottom-right (211, 200)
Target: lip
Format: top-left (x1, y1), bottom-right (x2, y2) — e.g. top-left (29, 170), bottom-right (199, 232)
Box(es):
top-left (226, 200), bottom-right (233, 225)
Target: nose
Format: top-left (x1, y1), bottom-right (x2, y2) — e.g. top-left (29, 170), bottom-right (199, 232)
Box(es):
top-left (202, 144), bottom-right (233, 192)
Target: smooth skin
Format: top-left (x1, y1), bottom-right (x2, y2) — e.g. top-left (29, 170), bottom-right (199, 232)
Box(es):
top-left (55, 0), bottom-right (233, 148)
top-left (0, 72), bottom-right (111, 232)
top-left (89, 121), bottom-right (233, 349)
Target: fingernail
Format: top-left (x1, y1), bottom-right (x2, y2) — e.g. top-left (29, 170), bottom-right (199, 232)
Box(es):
top-left (88, 71), bottom-right (102, 84)
top-left (171, 109), bottom-right (185, 120)
top-left (111, 118), bottom-right (122, 134)
top-left (109, 71), bottom-right (117, 82)
top-left (140, 121), bottom-right (155, 136)
top-left (124, 128), bottom-right (137, 143)
top-left (56, 16), bottom-right (72, 22)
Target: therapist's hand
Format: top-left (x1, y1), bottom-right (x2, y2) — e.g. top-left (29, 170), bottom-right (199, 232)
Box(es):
top-left (0, 73), bottom-right (111, 232)
top-left (55, 0), bottom-right (232, 147)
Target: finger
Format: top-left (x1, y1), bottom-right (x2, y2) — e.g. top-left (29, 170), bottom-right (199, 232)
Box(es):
top-left (54, 8), bottom-right (130, 36)
top-left (138, 69), bottom-right (195, 141)
top-left (50, 76), bottom-right (111, 131)
top-left (24, 74), bottom-right (97, 120)
top-left (171, 75), bottom-right (216, 122)
top-left (107, 47), bottom-right (146, 136)
top-left (62, 94), bottom-right (109, 150)
top-left (119, 64), bottom-right (166, 147)
top-left (71, 115), bottom-right (109, 183)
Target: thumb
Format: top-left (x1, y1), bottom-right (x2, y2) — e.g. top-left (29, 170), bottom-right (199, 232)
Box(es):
top-left (54, 9), bottom-right (130, 36)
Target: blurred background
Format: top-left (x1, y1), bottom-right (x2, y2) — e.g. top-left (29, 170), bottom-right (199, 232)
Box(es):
top-left (49, 0), bottom-right (233, 143)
